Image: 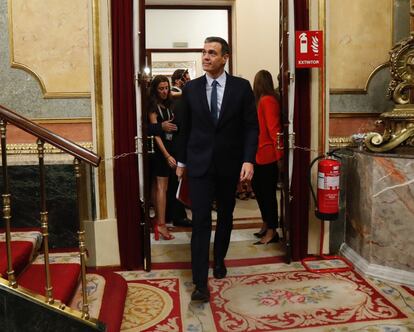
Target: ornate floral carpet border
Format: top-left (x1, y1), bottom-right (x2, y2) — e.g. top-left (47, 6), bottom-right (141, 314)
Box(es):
top-left (118, 262), bottom-right (414, 332)
top-left (209, 270), bottom-right (407, 331)
top-left (121, 278), bottom-right (182, 332)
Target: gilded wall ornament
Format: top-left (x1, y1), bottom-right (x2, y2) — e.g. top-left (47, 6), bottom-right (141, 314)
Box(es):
top-left (365, 32), bottom-right (414, 152)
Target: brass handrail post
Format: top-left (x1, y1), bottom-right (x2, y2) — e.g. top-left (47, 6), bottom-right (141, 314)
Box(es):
top-left (0, 120), bottom-right (17, 288)
top-left (74, 158), bottom-right (89, 319)
top-left (37, 139), bottom-right (53, 304)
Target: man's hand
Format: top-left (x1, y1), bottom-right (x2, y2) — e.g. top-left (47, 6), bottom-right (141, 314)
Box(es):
top-left (161, 120), bottom-right (177, 132)
top-left (240, 162), bottom-right (254, 182)
top-left (176, 166), bottom-right (185, 179)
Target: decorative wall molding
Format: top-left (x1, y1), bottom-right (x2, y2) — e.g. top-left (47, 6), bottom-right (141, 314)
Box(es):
top-left (8, 0), bottom-right (91, 98)
top-left (329, 112), bottom-right (381, 118)
top-left (329, 0), bottom-right (393, 92)
top-left (330, 63), bottom-right (389, 95)
top-left (32, 117), bottom-right (92, 124)
top-left (329, 136), bottom-right (356, 148)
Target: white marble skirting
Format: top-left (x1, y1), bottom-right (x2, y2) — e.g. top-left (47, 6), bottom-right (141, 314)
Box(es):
top-left (340, 243), bottom-right (414, 287)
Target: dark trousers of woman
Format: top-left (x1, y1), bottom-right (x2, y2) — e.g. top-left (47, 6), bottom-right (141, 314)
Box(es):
top-left (252, 161), bottom-right (279, 229)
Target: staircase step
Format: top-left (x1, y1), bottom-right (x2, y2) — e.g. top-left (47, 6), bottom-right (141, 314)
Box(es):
top-left (0, 229), bottom-right (42, 277)
top-left (69, 271), bottom-right (128, 332)
top-left (17, 251), bottom-right (81, 304)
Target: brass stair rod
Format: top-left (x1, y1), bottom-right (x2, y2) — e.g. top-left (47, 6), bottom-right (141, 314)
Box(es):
top-left (74, 158), bottom-right (89, 319)
top-left (0, 120), bottom-right (17, 288)
top-left (37, 139), bottom-right (54, 304)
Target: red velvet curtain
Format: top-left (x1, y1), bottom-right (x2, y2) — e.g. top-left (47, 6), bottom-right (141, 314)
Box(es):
top-left (290, 0), bottom-right (311, 260)
top-left (111, 0), bottom-right (143, 269)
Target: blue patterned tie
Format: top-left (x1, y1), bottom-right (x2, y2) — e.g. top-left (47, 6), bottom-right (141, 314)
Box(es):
top-left (210, 80), bottom-right (218, 124)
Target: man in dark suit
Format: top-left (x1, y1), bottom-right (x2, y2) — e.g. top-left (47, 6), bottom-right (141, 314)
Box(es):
top-left (176, 36), bottom-right (258, 303)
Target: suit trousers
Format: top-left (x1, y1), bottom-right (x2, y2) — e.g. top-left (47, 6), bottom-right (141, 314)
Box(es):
top-left (251, 161), bottom-right (279, 229)
top-left (188, 166), bottom-right (239, 288)
top-left (166, 168), bottom-right (187, 223)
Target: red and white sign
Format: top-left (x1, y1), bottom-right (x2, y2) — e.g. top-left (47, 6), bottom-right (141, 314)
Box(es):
top-left (295, 30), bottom-right (323, 68)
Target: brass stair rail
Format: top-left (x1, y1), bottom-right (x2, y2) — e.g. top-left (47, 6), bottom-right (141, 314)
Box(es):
top-left (0, 120), bottom-right (17, 288)
top-left (0, 104), bottom-right (100, 166)
top-left (74, 158), bottom-right (89, 319)
top-left (0, 104), bottom-right (101, 321)
top-left (37, 139), bottom-right (54, 304)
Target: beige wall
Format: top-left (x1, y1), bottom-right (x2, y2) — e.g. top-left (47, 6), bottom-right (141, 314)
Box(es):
top-left (10, 0), bottom-right (90, 97)
top-left (233, 0), bottom-right (279, 84)
top-left (329, 0), bottom-right (393, 92)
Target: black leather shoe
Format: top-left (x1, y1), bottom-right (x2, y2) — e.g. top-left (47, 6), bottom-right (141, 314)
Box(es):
top-left (191, 287), bottom-right (210, 303)
top-left (253, 232), bottom-right (280, 245)
top-left (213, 263), bottom-right (227, 279)
top-left (253, 229), bottom-right (267, 238)
top-left (172, 218), bottom-right (192, 227)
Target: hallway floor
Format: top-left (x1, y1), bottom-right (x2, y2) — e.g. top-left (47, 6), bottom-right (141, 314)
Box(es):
top-left (118, 261), bottom-right (414, 331)
top-left (118, 198), bottom-right (414, 331)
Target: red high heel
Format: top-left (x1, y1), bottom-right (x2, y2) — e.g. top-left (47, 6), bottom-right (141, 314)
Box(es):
top-left (154, 223), bottom-right (175, 240)
top-left (154, 222), bottom-right (160, 240)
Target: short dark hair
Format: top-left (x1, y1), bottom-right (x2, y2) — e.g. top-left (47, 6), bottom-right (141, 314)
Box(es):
top-left (171, 69), bottom-right (186, 85)
top-left (204, 36), bottom-right (230, 55)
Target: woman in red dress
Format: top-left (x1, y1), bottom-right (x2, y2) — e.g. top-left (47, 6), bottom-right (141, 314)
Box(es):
top-left (252, 70), bottom-right (283, 245)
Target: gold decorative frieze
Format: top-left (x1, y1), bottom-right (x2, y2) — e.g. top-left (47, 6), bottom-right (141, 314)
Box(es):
top-left (8, 0), bottom-right (91, 98)
top-left (0, 142), bottom-right (93, 155)
top-left (329, 136), bottom-right (357, 148)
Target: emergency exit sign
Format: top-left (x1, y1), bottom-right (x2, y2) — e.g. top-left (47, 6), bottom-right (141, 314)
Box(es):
top-left (295, 30), bottom-right (323, 68)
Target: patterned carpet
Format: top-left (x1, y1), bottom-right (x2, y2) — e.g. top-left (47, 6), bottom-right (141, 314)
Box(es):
top-left (118, 262), bottom-right (414, 331)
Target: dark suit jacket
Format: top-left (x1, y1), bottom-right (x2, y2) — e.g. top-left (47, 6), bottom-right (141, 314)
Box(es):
top-left (177, 73), bottom-right (258, 177)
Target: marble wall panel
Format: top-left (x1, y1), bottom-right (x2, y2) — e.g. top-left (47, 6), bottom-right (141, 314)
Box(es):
top-left (0, 165), bottom-right (79, 249)
top-left (345, 152), bottom-right (414, 272)
top-left (10, 0), bottom-right (90, 96)
top-left (7, 122), bottom-right (92, 144)
top-left (370, 157), bottom-right (414, 271)
top-left (329, 116), bottom-right (382, 137)
top-left (345, 153), bottom-right (374, 259)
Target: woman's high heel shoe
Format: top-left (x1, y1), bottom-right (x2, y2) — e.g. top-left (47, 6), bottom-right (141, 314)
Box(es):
top-left (253, 232), bottom-right (279, 245)
top-left (253, 229), bottom-right (267, 238)
top-left (154, 223), bottom-right (175, 241)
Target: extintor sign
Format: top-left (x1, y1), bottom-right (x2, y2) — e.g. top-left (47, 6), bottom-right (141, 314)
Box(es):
top-left (295, 30), bottom-right (323, 68)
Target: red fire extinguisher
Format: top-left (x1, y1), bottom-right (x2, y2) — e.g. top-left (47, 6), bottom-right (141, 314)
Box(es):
top-left (310, 154), bottom-right (341, 221)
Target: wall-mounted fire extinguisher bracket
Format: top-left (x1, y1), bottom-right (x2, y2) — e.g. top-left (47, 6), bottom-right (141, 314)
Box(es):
top-left (302, 150), bottom-right (353, 273)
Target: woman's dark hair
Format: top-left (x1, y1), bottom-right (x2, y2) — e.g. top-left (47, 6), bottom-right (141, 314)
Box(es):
top-left (253, 70), bottom-right (278, 103)
top-left (148, 75), bottom-right (172, 111)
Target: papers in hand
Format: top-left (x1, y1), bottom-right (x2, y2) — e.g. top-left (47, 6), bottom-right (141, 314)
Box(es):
top-left (176, 175), bottom-right (191, 207)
